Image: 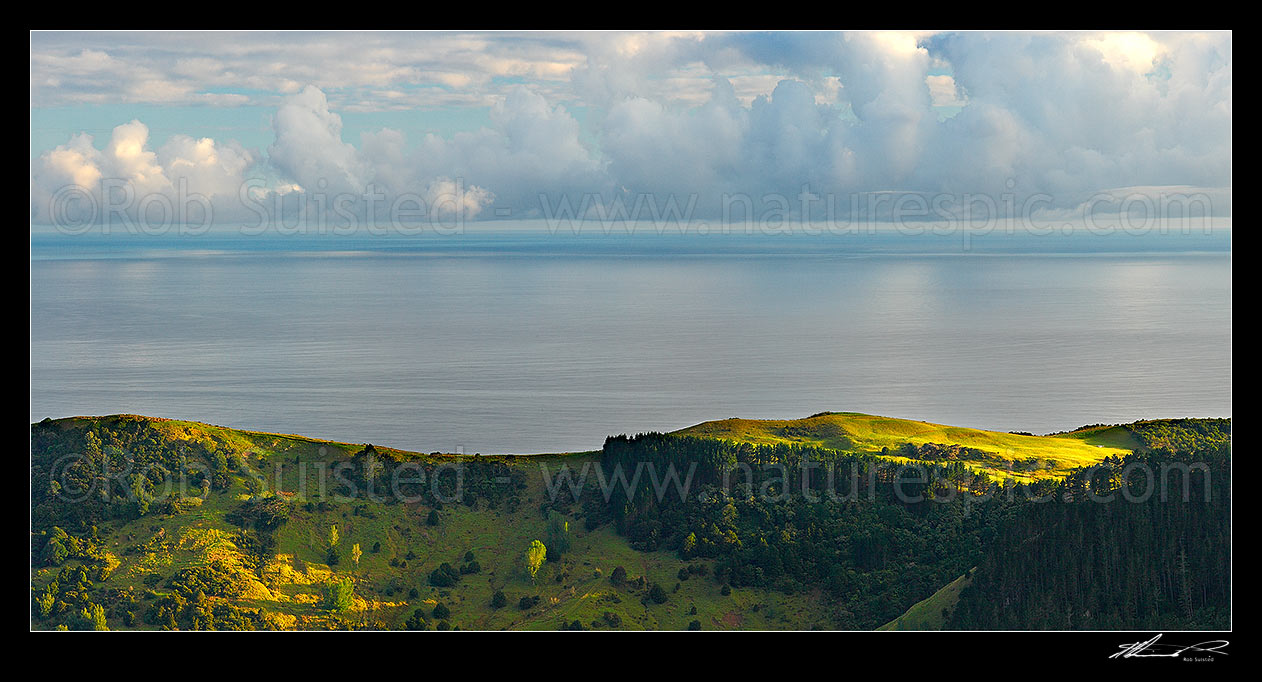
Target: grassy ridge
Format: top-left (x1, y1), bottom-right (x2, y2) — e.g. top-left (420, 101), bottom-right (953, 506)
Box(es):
top-left (674, 412), bottom-right (1136, 481)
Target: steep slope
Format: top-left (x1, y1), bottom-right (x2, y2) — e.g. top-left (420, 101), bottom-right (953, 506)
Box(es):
top-left (878, 570), bottom-right (973, 631)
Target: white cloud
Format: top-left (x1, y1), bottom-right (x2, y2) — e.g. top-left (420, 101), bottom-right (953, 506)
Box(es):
top-left (267, 85), bottom-right (366, 193)
top-left (926, 74), bottom-right (965, 107)
top-left (29, 31), bottom-right (1232, 224)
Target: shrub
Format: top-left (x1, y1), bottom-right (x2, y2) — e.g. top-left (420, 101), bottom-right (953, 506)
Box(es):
top-left (321, 578), bottom-right (354, 612)
top-left (428, 563), bottom-right (460, 588)
top-left (404, 609), bottom-right (428, 631)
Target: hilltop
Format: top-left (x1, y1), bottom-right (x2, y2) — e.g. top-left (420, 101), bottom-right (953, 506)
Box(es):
top-left (674, 411), bottom-right (1138, 481)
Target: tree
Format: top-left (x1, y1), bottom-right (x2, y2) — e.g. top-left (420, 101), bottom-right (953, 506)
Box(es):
top-left (41, 537), bottom-right (68, 566)
top-left (328, 524), bottom-right (340, 548)
top-left (322, 577), bottom-right (354, 612)
top-left (351, 543), bottom-right (363, 567)
top-left (522, 540), bottom-right (547, 582)
top-left (405, 609), bottom-right (428, 630)
top-left (545, 513), bottom-right (571, 560)
top-left (427, 509), bottom-right (440, 526)
top-left (35, 591), bottom-right (55, 619)
top-left (610, 566), bottom-right (627, 586)
top-left (681, 532), bottom-right (697, 557)
top-left (649, 583), bottom-right (668, 604)
top-left (75, 603), bottom-right (108, 631)
top-left (491, 590), bottom-right (507, 609)
top-left (429, 563), bottom-right (460, 587)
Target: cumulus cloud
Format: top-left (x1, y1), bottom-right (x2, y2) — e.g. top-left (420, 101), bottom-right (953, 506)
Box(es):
top-left (31, 120), bottom-right (256, 225)
top-left (30, 31), bottom-right (1231, 226)
top-left (267, 85), bottom-right (366, 194)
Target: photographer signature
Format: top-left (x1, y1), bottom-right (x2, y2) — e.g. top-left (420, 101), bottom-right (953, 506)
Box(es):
top-left (1110, 634), bottom-right (1229, 660)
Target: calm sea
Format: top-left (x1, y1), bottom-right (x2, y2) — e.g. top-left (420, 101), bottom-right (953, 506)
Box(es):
top-left (30, 225), bottom-right (1232, 454)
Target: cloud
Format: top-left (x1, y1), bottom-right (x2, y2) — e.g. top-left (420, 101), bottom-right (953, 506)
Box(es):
top-left (925, 75), bottom-right (965, 108)
top-left (267, 85), bottom-right (366, 193)
top-left (31, 120), bottom-right (255, 225)
top-left (29, 31), bottom-right (589, 110)
top-left (30, 31), bottom-right (1232, 225)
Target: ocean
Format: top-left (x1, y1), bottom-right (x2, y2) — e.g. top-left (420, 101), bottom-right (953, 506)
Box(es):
top-left (30, 224), bottom-right (1232, 453)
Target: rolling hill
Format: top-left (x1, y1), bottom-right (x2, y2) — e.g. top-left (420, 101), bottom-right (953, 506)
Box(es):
top-left (30, 415), bottom-right (843, 630)
top-left (30, 413), bottom-right (1228, 631)
top-left (674, 411), bottom-right (1137, 481)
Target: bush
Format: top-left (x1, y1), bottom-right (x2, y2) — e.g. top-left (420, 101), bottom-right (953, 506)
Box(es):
top-left (321, 578), bottom-right (354, 612)
top-left (688, 620), bottom-right (702, 631)
top-left (648, 583), bottom-right (668, 604)
top-left (41, 538), bottom-right (68, 566)
top-left (491, 590), bottom-right (507, 609)
top-left (428, 563), bottom-right (460, 588)
top-left (432, 603), bottom-right (450, 620)
top-left (404, 609), bottom-right (428, 630)
top-left (610, 566), bottom-right (627, 586)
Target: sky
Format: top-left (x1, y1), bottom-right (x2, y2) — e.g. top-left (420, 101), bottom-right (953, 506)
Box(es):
top-left (29, 30), bottom-right (1232, 226)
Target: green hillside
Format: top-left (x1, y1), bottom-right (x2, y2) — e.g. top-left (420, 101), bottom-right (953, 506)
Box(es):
top-left (29, 415), bottom-right (841, 631)
top-left (30, 414), bottom-right (1229, 631)
top-left (674, 412), bottom-right (1136, 481)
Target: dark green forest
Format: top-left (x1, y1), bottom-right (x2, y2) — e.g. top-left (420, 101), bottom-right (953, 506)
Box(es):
top-left (947, 419), bottom-right (1230, 629)
top-left (578, 419), bottom-right (1230, 629)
